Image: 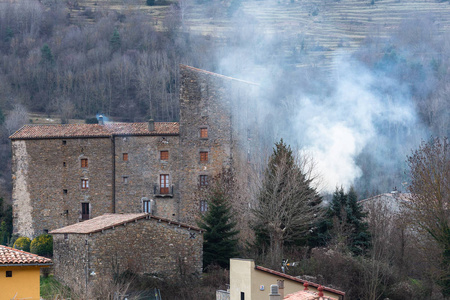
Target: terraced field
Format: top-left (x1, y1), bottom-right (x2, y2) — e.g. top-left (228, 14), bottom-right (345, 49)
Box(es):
top-left (74, 0), bottom-right (450, 68)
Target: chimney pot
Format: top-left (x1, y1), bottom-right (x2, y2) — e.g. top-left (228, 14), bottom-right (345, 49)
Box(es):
top-left (148, 119), bottom-right (155, 132)
top-left (98, 115), bottom-right (104, 125)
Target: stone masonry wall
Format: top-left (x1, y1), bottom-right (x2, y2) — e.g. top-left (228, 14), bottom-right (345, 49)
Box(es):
top-left (53, 218), bottom-right (203, 296)
top-left (13, 138), bottom-right (114, 238)
top-left (178, 66), bottom-right (260, 227)
top-left (114, 135), bottom-right (181, 220)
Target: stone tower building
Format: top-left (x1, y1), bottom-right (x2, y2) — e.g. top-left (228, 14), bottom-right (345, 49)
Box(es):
top-left (10, 65), bottom-right (259, 238)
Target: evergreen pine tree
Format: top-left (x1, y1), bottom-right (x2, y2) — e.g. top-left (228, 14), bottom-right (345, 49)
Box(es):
top-left (197, 172), bottom-right (239, 269)
top-left (110, 29), bottom-right (121, 52)
top-left (40, 43), bottom-right (54, 66)
top-left (310, 187), bottom-right (370, 255)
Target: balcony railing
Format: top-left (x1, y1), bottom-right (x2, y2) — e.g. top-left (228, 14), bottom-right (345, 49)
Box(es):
top-left (153, 185), bottom-right (174, 197)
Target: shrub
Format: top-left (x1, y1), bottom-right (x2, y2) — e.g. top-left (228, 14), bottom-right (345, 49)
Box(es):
top-left (13, 236), bottom-right (31, 252)
top-left (30, 234), bottom-right (53, 257)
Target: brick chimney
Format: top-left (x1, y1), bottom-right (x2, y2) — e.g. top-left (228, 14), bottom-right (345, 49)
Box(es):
top-left (148, 119), bottom-right (155, 131)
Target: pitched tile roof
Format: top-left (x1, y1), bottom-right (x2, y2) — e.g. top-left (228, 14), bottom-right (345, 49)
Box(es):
top-left (50, 213), bottom-right (202, 235)
top-left (284, 290), bottom-right (338, 300)
top-left (0, 245), bottom-right (52, 266)
top-left (255, 265), bottom-right (345, 297)
top-left (9, 122), bottom-right (179, 140)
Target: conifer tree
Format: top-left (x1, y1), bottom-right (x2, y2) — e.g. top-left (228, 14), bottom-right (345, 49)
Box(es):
top-left (197, 171), bottom-right (239, 269)
top-left (253, 139), bottom-right (322, 267)
top-left (110, 29), bottom-right (121, 52)
top-left (40, 43), bottom-right (54, 66)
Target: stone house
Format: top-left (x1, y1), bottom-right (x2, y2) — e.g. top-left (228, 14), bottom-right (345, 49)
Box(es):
top-left (10, 65), bottom-right (260, 238)
top-left (50, 213), bottom-right (203, 296)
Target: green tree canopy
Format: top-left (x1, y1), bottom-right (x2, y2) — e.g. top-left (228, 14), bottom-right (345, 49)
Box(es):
top-left (197, 170), bottom-right (239, 269)
top-left (252, 139), bottom-right (323, 267)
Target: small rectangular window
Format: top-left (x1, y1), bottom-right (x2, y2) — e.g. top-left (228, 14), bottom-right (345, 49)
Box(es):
top-left (143, 200), bottom-right (152, 213)
top-left (123, 153), bottom-right (128, 161)
top-left (81, 158), bottom-right (88, 168)
top-left (200, 128), bottom-right (208, 138)
top-left (64, 233), bottom-right (68, 240)
top-left (200, 200), bottom-right (208, 212)
top-left (200, 151), bottom-right (208, 162)
top-left (81, 203), bottom-right (89, 220)
top-left (62, 140), bottom-right (66, 145)
top-left (199, 175), bottom-right (208, 187)
top-left (6, 271), bottom-right (12, 277)
top-left (123, 176), bottom-right (128, 184)
top-left (63, 189), bottom-right (67, 194)
top-left (160, 150), bottom-right (169, 161)
top-left (43, 229), bottom-right (48, 234)
top-left (63, 162), bottom-right (66, 167)
top-left (81, 179), bottom-right (89, 189)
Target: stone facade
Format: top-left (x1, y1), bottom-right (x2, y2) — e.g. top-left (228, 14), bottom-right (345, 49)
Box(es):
top-left (10, 65), bottom-right (260, 238)
top-left (51, 214), bottom-right (203, 296)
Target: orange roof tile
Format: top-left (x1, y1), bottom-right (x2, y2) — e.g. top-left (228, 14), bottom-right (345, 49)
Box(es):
top-left (50, 213), bottom-right (202, 235)
top-left (9, 122), bottom-right (179, 140)
top-left (0, 245), bottom-right (52, 266)
top-left (284, 290), bottom-right (338, 300)
top-left (255, 266), bottom-right (345, 297)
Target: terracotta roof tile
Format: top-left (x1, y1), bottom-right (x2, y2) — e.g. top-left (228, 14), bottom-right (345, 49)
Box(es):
top-left (284, 290), bottom-right (338, 300)
top-left (0, 245), bottom-right (52, 266)
top-left (255, 266), bottom-right (345, 297)
top-left (10, 122), bottom-right (179, 140)
top-left (50, 213), bottom-right (202, 234)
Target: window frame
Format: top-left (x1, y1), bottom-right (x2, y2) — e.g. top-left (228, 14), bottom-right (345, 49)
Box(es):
top-left (81, 158), bottom-right (88, 168)
top-left (200, 200), bottom-right (208, 212)
top-left (81, 179), bottom-right (89, 189)
top-left (199, 175), bottom-right (208, 187)
top-left (160, 174), bottom-right (170, 194)
top-left (200, 127), bottom-right (208, 139)
top-left (160, 150), bottom-right (169, 161)
top-left (123, 153), bottom-right (128, 161)
top-left (81, 203), bottom-right (90, 220)
top-left (200, 151), bottom-right (208, 162)
top-left (6, 271), bottom-right (12, 277)
top-left (143, 200), bottom-right (152, 213)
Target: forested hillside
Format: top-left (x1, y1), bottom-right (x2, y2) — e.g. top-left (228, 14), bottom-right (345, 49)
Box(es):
top-left (0, 0), bottom-right (449, 199)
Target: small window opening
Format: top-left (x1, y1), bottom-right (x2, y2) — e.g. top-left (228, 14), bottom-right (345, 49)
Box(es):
top-left (123, 153), bottom-right (128, 161)
top-left (6, 271), bottom-right (12, 277)
top-left (143, 200), bottom-right (151, 213)
top-left (62, 140), bottom-right (66, 145)
top-left (81, 158), bottom-right (88, 168)
top-left (123, 176), bottom-right (128, 184)
top-left (160, 150), bottom-right (169, 161)
top-left (63, 189), bottom-right (67, 194)
top-left (63, 162), bottom-right (66, 167)
top-left (200, 151), bottom-right (208, 162)
top-left (81, 179), bottom-right (89, 189)
top-left (200, 128), bottom-right (208, 138)
top-left (81, 203), bottom-right (89, 220)
top-left (200, 200), bottom-right (208, 212)
top-left (43, 229), bottom-right (48, 234)
top-left (64, 233), bottom-right (68, 240)
top-left (199, 175), bottom-right (208, 187)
